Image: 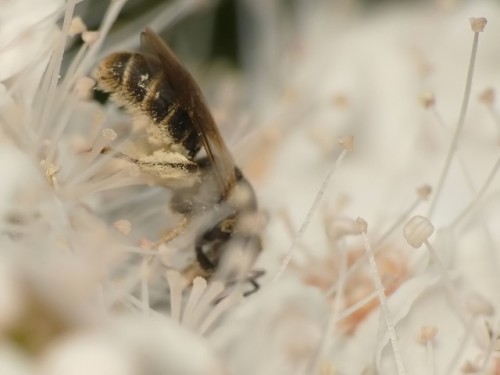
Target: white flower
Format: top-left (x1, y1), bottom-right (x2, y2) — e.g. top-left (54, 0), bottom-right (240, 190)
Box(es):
top-left (38, 316), bottom-right (225, 375)
top-left (2, 0), bottom-right (500, 374)
top-left (0, 0), bottom-right (63, 81)
top-left (210, 280), bottom-right (329, 375)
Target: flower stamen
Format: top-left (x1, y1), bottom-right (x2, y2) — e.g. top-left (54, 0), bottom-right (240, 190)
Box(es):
top-left (273, 136), bottom-right (352, 281)
top-left (428, 17), bottom-right (487, 218)
top-left (358, 217), bottom-right (406, 375)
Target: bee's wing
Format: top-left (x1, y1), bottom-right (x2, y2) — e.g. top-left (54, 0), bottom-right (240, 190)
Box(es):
top-left (140, 27), bottom-right (236, 197)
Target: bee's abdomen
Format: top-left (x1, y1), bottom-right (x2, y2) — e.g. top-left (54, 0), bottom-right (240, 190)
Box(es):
top-left (94, 52), bottom-right (129, 93)
top-left (95, 53), bottom-right (159, 105)
top-left (143, 75), bottom-right (201, 157)
top-left (166, 105), bottom-right (201, 157)
top-left (94, 52), bottom-right (201, 158)
top-left (124, 54), bottom-right (159, 104)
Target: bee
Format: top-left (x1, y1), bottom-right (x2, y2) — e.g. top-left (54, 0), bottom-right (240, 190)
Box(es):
top-left (93, 28), bottom-right (263, 293)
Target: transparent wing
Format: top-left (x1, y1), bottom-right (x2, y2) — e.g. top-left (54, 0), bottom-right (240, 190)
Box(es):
top-left (140, 27), bottom-right (236, 197)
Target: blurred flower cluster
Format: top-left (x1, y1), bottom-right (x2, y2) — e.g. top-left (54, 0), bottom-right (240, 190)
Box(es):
top-left (2, 0), bottom-right (500, 374)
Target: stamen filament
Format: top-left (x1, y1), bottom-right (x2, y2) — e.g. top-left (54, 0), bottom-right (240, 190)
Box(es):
top-left (273, 143), bottom-right (350, 281)
top-left (428, 25), bottom-right (483, 217)
top-left (38, 0), bottom-right (78, 137)
top-left (358, 218), bottom-right (406, 375)
top-left (182, 277), bottom-right (208, 328)
top-left (451, 155), bottom-right (500, 228)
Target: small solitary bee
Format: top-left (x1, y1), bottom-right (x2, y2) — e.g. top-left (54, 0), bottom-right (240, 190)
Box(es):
top-left (93, 28), bottom-right (263, 292)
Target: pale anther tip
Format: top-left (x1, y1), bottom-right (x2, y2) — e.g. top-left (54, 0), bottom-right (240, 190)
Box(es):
top-left (74, 76), bottom-right (95, 100)
top-left (331, 93), bottom-right (350, 109)
top-left (355, 217), bottom-right (368, 234)
top-left (403, 215), bottom-right (434, 248)
top-left (82, 31), bottom-right (100, 45)
top-left (338, 136), bottom-right (354, 152)
top-left (192, 276), bottom-right (208, 289)
top-left (113, 220), bottom-right (131, 235)
top-left (479, 88), bottom-right (495, 106)
top-left (461, 361), bottom-right (480, 373)
top-left (419, 91), bottom-right (435, 109)
top-left (69, 17), bottom-right (87, 37)
top-left (418, 325), bottom-right (438, 344)
top-left (465, 293), bottom-right (494, 316)
top-left (469, 17), bottom-right (487, 32)
top-left (417, 185), bottom-right (432, 200)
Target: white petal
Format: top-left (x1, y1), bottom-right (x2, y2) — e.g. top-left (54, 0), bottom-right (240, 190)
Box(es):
top-left (39, 332), bottom-right (137, 375)
top-left (110, 315), bottom-right (224, 375)
top-left (0, 343), bottom-right (34, 375)
top-left (0, 143), bottom-right (44, 217)
top-left (0, 0), bottom-right (63, 80)
top-left (210, 280), bottom-right (329, 375)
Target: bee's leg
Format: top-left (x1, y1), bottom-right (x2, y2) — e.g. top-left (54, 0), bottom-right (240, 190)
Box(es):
top-left (103, 148), bottom-right (200, 248)
top-left (100, 146), bottom-right (157, 168)
top-left (194, 217), bottom-right (234, 271)
top-left (153, 216), bottom-right (189, 248)
top-left (195, 238), bottom-right (217, 271)
top-left (103, 147), bottom-right (200, 189)
top-left (243, 269), bottom-right (265, 296)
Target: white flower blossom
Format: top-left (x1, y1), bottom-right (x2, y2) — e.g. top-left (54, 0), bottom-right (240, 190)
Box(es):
top-left (2, 0), bottom-right (500, 374)
top-left (0, 0), bottom-right (63, 81)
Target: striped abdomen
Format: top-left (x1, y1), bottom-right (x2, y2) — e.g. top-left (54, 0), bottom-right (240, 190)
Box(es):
top-left (94, 52), bottom-right (201, 158)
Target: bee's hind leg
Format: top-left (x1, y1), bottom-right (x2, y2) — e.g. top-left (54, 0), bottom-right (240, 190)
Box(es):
top-left (154, 216), bottom-right (189, 248)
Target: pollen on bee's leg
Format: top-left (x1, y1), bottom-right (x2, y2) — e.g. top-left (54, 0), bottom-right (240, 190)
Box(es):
top-left (153, 216), bottom-right (189, 248)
